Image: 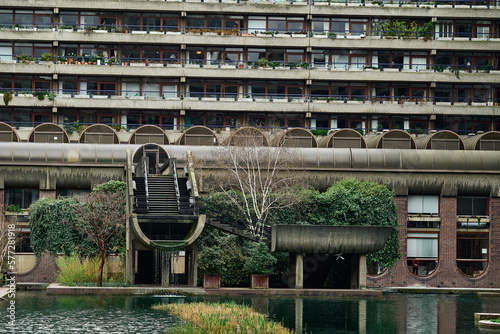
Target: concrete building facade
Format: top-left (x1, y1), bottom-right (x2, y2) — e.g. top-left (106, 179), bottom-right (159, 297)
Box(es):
top-left (1, 0), bottom-right (500, 288)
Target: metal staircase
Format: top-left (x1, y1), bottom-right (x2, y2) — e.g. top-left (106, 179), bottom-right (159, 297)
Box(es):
top-left (147, 176), bottom-right (178, 215)
top-left (131, 156), bottom-right (269, 244)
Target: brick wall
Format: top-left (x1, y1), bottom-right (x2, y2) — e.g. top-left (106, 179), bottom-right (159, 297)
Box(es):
top-left (17, 253), bottom-right (58, 283)
top-left (368, 196), bottom-right (500, 288)
top-left (39, 190), bottom-right (56, 200)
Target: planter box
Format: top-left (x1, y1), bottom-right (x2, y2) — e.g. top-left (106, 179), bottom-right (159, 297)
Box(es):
top-left (203, 274), bottom-right (220, 289)
top-left (251, 275), bottom-right (269, 289)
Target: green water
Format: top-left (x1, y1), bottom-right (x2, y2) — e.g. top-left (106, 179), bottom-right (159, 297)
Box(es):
top-left (1, 291), bottom-right (499, 333)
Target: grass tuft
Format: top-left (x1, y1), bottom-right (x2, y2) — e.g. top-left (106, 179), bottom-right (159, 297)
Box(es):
top-left (153, 302), bottom-right (294, 334)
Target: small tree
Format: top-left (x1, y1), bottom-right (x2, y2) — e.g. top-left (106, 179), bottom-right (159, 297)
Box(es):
top-left (69, 190), bottom-right (125, 287)
top-left (212, 132), bottom-right (301, 239)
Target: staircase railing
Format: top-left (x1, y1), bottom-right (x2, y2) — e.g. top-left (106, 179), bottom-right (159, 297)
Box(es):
top-left (143, 158), bottom-right (149, 212)
top-left (199, 197), bottom-right (271, 241)
top-left (171, 159), bottom-right (181, 213)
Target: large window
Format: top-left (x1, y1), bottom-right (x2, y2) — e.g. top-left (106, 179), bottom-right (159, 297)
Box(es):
top-left (457, 233), bottom-right (488, 277)
top-left (457, 197), bottom-right (488, 216)
top-left (6, 188), bottom-right (38, 209)
top-left (407, 232), bottom-right (438, 276)
top-left (408, 195), bottom-right (439, 215)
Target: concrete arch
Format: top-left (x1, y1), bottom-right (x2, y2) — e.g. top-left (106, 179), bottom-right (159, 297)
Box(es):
top-left (227, 127), bottom-right (269, 147)
top-left (176, 126), bottom-right (219, 146)
top-left (132, 143), bottom-right (170, 166)
top-left (27, 123), bottom-right (70, 143)
top-left (128, 125), bottom-right (170, 145)
top-left (274, 128), bottom-right (318, 148)
top-left (78, 124), bottom-right (120, 144)
top-left (415, 130), bottom-right (465, 150)
top-left (0, 122), bottom-right (20, 142)
top-left (463, 131), bottom-right (500, 151)
top-left (366, 129), bottom-right (416, 149)
top-left (318, 129), bottom-right (367, 148)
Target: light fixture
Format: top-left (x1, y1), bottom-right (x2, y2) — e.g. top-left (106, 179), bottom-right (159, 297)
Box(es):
top-left (196, 50), bottom-right (202, 55)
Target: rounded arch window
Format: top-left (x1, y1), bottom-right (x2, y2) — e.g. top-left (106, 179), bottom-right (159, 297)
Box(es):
top-left (367, 261), bottom-right (386, 276)
top-left (407, 232), bottom-right (438, 276)
top-left (457, 232), bottom-right (488, 277)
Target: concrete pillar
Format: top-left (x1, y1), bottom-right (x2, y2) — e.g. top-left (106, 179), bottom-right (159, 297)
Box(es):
top-left (125, 234), bottom-right (134, 284)
top-left (359, 254), bottom-right (367, 289)
top-left (161, 251), bottom-right (170, 287)
top-left (295, 253), bottom-right (303, 289)
top-left (288, 253), bottom-right (304, 289)
top-left (186, 241), bottom-right (198, 287)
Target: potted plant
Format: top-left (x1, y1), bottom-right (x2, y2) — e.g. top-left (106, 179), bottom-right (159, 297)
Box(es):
top-left (198, 246), bottom-right (224, 289)
top-left (244, 242), bottom-right (276, 289)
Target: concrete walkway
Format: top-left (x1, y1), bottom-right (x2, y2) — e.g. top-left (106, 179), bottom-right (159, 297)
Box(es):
top-left (46, 283), bottom-right (382, 297)
top-left (33, 283), bottom-right (500, 297)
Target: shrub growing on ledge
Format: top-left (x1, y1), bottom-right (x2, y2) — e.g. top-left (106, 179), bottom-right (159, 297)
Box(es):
top-left (308, 179), bottom-right (401, 270)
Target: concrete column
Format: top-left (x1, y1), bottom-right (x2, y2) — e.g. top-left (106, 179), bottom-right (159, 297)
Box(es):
top-left (125, 224), bottom-right (134, 284)
top-left (359, 254), bottom-right (367, 289)
top-left (161, 251), bottom-right (170, 287)
top-left (295, 253), bottom-right (303, 289)
top-left (186, 241), bottom-right (198, 287)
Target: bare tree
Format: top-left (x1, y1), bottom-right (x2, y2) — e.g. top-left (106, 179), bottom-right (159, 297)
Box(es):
top-left (212, 129), bottom-right (300, 238)
top-left (69, 191), bottom-right (125, 286)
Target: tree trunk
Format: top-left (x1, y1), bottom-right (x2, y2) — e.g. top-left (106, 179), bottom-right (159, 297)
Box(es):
top-left (98, 250), bottom-right (105, 287)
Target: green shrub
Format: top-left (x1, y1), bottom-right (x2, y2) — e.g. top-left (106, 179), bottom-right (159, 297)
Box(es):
top-left (244, 242), bottom-right (276, 275)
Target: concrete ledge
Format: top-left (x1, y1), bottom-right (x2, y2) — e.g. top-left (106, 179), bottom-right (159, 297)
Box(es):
top-left (45, 283), bottom-right (381, 298)
top-left (478, 320), bottom-right (500, 329)
top-left (382, 287), bottom-right (500, 295)
top-left (475, 313), bottom-right (500, 322)
top-left (46, 283), bottom-right (206, 296)
top-left (204, 288), bottom-right (382, 298)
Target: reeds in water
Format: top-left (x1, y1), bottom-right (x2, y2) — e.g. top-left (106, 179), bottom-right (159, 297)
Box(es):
top-left (153, 301), bottom-right (294, 334)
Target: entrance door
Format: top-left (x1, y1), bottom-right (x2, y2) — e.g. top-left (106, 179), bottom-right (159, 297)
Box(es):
top-left (144, 148), bottom-right (160, 175)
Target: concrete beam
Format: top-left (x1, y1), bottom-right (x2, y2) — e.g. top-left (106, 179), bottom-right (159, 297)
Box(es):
top-left (4, 94), bottom-right (500, 117)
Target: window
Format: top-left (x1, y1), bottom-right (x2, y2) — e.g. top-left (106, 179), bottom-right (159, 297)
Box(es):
top-left (457, 197), bottom-right (488, 216)
top-left (457, 233), bottom-right (488, 277)
top-left (407, 232), bottom-right (438, 276)
top-left (6, 188), bottom-right (38, 209)
top-left (408, 195), bottom-right (438, 215)
top-left (57, 189), bottom-right (90, 198)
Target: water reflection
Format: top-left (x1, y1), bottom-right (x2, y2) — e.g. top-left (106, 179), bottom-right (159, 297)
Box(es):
top-left (1, 291), bottom-right (500, 333)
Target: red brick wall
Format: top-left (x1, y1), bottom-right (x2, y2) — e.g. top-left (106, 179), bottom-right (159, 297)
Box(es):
top-left (17, 253), bottom-right (58, 283)
top-left (39, 190), bottom-right (57, 200)
top-left (368, 196), bottom-right (500, 288)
